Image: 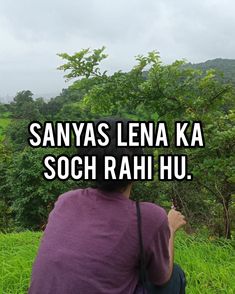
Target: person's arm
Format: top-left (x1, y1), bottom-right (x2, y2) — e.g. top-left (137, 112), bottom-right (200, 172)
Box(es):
top-left (164, 209), bottom-right (186, 282)
top-left (145, 205), bottom-right (186, 286)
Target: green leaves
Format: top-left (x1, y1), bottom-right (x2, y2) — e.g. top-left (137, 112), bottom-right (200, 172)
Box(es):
top-left (5, 147), bottom-right (85, 229)
top-left (57, 46), bottom-right (108, 80)
top-left (1, 47), bottom-right (234, 237)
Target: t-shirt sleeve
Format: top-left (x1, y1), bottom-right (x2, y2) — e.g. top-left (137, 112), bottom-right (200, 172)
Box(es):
top-left (145, 216), bottom-right (170, 285)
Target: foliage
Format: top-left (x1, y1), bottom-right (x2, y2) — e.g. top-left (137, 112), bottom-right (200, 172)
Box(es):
top-left (0, 48), bottom-right (234, 238)
top-left (57, 46), bottom-right (108, 80)
top-left (5, 147), bottom-right (85, 230)
top-left (0, 144), bottom-right (13, 231)
top-left (186, 58), bottom-right (235, 86)
top-left (0, 118), bottom-right (10, 142)
top-left (10, 91), bottom-right (41, 120)
top-left (56, 48), bottom-right (235, 238)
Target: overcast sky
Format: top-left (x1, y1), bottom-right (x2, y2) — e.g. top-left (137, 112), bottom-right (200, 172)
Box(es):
top-left (0, 0), bottom-right (234, 101)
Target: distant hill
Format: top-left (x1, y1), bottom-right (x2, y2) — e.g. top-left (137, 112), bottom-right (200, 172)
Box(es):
top-left (1, 59), bottom-right (234, 104)
top-left (0, 92), bottom-right (60, 103)
top-left (186, 58), bottom-right (235, 85)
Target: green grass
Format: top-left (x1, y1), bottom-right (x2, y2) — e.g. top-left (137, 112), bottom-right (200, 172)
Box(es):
top-left (174, 234), bottom-right (235, 293)
top-left (0, 232), bottom-right (234, 294)
top-left (0, 118), bottom-right (11, 141)
top-left (0, 112), bottom-right (11, 119)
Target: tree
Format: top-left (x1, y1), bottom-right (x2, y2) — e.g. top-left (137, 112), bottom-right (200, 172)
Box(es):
top-left (57, 46), bottom-right (108, 80)
top-left (10, 90), bottom-right (40, 120)
top-left (57, 48), bottom-right (235, 238)
top-left (6, 146), bottom-right (84, 230)
top-left (0, 143), bottom-right (13, 231)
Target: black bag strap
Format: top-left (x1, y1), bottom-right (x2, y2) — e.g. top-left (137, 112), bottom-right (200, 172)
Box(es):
top-left (136, 200), bottom-right (149, 293)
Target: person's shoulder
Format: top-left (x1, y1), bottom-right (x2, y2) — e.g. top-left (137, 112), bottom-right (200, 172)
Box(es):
top-left (140, 201), bottom-right (167, 218)
top-left (56, 188), bottom-right (88, 205)
top-left (58, 188), bottom-right (81, 200)
top-left (139, 201), bottom-right (168, 229)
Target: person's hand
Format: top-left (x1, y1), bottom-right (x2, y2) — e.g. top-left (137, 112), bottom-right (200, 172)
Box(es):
top-left (168, 209), bottom-right (186, 234)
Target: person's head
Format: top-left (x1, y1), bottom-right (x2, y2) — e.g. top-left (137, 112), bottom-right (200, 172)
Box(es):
top-left (79, 117), bottom-right (144, 193)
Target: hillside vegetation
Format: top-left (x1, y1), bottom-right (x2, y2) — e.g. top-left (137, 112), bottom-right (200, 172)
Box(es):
top-left (0, 49), bottom-right (234, 293)
top-left (186, 58), bottom-right (235, 85)
top-left (0, 110), bottom-right (11, 141)
top-left (1, 50), bottom-right (234, 238)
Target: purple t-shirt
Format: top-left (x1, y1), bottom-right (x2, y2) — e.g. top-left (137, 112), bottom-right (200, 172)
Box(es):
top-left (29, 188), bottom-right (170, 294)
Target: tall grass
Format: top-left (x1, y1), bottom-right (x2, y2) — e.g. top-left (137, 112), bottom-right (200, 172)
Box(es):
top-left (174, 234), bottom-right (235, 293)
top-left (0, 232), bottom-right (234, 293)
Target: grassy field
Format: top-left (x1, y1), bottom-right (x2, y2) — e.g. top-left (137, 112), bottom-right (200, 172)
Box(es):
top-left (0, 232), bottom-right (234, 294)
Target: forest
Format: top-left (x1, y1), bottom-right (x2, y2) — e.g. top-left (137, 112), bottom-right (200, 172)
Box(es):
top-left (0, 48), bottom-right (235, 293)
top-left (0, 47), bottom-right (234, 238)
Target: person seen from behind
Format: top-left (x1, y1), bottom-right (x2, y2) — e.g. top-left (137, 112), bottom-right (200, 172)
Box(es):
top-left (29, 118), bottom-right (187, 294)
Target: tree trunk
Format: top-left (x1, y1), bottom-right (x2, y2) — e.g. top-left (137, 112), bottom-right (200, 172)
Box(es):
top-left (223, 195), bottom-right (231, 239)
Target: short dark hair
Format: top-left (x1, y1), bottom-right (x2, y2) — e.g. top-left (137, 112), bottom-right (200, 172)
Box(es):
top-left (78, 117), bottom-right (144, 192)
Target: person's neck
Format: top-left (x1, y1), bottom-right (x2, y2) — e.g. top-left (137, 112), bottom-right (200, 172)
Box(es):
top-left (120, 184), bottom-right (132, 199)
